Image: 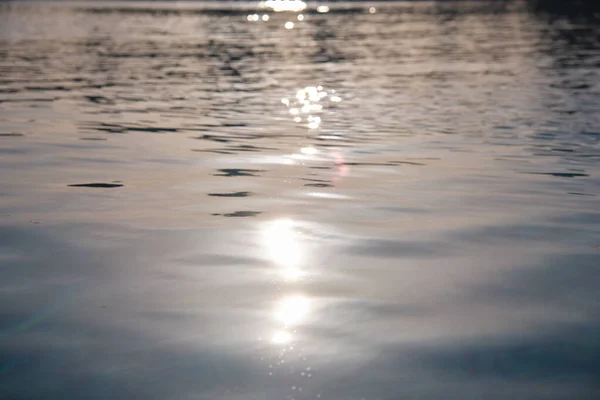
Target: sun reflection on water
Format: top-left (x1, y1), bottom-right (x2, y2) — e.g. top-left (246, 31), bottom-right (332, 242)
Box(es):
top-left (271, 330), bottom-right (293, 344)
top-left (259, 0), bottom-right (307, 13)
top-left (262, 218), bottom-right (311, 347)
top-left (255, 15), bottom-right (344, 359)
top-left (300, 146), bottom-right (318, 155)
top-left (261, 218), bottom-right (314, 348)
top-left (281, 86), bottom-right (341, 131)
top-left (275, 295), bottom-right (309, 326)
top-left (263, 218), bottom-right (302, 279)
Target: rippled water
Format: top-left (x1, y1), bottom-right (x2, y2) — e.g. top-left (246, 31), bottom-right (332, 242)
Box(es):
top-left (1, 1), bottom-right (599, 399)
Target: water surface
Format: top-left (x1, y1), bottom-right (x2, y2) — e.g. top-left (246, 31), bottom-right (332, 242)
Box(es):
top-left (0, 1), bottom-right (599, 399)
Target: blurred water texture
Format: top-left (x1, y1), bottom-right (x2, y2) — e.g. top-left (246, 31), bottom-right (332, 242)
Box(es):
top-left (0, 1), bottom-right (599, 399)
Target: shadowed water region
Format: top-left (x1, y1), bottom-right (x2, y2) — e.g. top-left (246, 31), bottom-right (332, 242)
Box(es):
top-left (0, 1), bottom-right (599, 399)
top-left (68, 183), bottom-right (124, 188)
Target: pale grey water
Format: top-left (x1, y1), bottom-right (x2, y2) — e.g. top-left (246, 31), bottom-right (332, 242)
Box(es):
top-left (0, 1), bottom-right (599, 399)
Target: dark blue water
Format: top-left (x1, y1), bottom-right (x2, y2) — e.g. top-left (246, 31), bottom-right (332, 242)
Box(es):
top-left (0, 1), bottom-right (599, 399)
